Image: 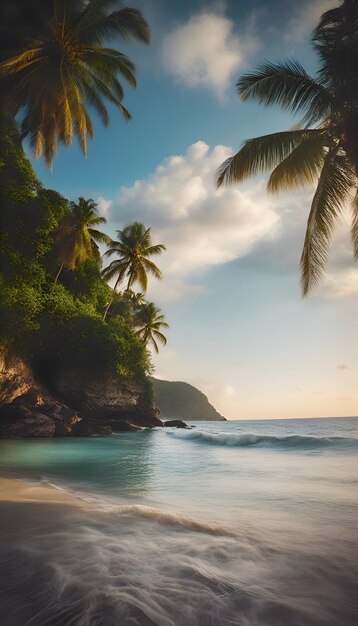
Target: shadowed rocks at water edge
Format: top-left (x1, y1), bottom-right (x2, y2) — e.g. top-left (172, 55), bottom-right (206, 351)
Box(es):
top-left (163, 420), bottom-right (191, 429)
top-left (0, 354), bottom-right (162, 438)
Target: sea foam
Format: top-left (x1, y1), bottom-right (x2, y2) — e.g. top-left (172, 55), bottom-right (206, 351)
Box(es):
top-left (168, 430), bottom-right (357, 449)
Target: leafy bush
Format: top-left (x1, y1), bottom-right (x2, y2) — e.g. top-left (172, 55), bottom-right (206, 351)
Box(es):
top-left (0, 116), bottom-right (152, 395)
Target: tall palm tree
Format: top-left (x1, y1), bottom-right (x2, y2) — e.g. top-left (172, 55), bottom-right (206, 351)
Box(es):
top-left (55, 196), bottom-right (111, 282)
top-left (102, 222), bottom-right (165, 321)
top-left (134, 302), bottom-right (169, 353)
top-left (0, 0), bottom-right (150, 165)
top-left (217, 0), bottom-right (358, 296)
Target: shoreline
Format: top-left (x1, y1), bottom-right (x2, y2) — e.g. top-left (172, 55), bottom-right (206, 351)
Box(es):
top-left (0, 475), bottom-right (85, 507)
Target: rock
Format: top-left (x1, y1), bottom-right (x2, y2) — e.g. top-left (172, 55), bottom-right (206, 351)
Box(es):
top-left (0, 392), bottom-right (84, 439)
top-left (0, 352), bottom-right (161, 438)
top-left (72, 418), bottom-right (113, 437)
top-left (0, 403), bottom-right (56, 438)
top-left (163, 419), bottom-right (190, 429)
top-left (110, 419), bottom-right (143, 432)
top-left (54, 369), bottom-right (162, 428)
top-left (0, 354), bottom-right (34, 404)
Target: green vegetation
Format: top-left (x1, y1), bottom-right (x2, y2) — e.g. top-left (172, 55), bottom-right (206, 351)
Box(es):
top-left (54, 197), bottom-right (111, 283)
top-left (0, 0), bottom-right (150, 165)
top-left (153, 379), bottom-right (226, 421)
top-left (0, 0), bottom-right (170, 407)
top-left (102, 223), bottom-right (166, 321)
top-left (218, 0), bottom-right (358, 296)
top-left (135, 303), bottom-right (169, 354)
top-left (0, 116), bottom-right (168, 397)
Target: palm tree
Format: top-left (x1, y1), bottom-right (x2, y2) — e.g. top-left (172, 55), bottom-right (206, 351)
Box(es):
top-left (102, 222), bottom-right (165, 321)
top-left (0, 0), bottom-right (150, 165)
top-left (55, 197), bottom-right (111, 282)
top-left (134, 302), bottom-right (169, 353)
top-left (217, 0), bottom-right (358, 296)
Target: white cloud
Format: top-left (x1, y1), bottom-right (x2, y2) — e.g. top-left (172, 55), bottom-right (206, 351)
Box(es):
top-left (101, 141), bottom-right (357, 303)
top-left (286, 0), bottom-right (338, 42)
top-left (318, 268), bottom-right (358, 299)
top-left (162, 7), bottom-right (257, 97)
top-left (106, 140), bottom-right (280, 301)
top-left (96, 196), bottom-right (112, 217)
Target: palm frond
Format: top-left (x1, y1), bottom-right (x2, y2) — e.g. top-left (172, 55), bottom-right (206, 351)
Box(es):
top-left (150, 336), bottom-right (159, 353)
top-left (268, 131), bottom-right (327, 192)
top-left (0, 48), bottom-right (44, 74)
top-left (134, 262), bottom-right (148, 291)
top-left (88, 228), bottom-right (112, 245)
top-left (238, 60), bottom-right (332, 125)
top-left (141, 258), bottom-right (163, 280)
top-left (153, 330), bottom-right (168, 345)
top-left (102, 260), bottom-right (127, 282)
top-left (352, 190), bottom-right (358, 259)
top-left (217, 130), bottom-right (321, 187)
top-left (88, 8), bottom-right (150, 45)
top-left (82, 48), bottom-right (136, 86)
top-left (143, 243), bottom-right (166, 256)
top-left (300, 150), bottom-right (356, 296)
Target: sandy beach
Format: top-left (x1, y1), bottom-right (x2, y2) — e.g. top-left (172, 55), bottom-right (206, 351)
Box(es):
top-left (0, 476), bottom-right (83, 506)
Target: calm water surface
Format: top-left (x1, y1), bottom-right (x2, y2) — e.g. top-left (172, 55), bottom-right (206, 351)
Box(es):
top-left (0, 417), bottom-right (357, 625)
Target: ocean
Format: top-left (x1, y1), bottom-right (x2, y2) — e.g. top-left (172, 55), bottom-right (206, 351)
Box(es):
top-left (0, 417), bottom-right (357, 625)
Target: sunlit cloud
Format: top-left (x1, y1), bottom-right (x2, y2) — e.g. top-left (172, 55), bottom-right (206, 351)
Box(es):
top-left (96, 196), bottom-right (112, 217)
top-left (319, 268), bottom-right (358, 299)
top-left (285, 0), bottom-right (338, 42)
top-left (104, 140), bottom-right (280, 301)
top-left (162, 6), bottom-right (258, 98)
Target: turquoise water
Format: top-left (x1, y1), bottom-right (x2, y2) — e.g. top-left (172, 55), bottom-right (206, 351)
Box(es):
top-left (1, 417), bottom-right (358, 625)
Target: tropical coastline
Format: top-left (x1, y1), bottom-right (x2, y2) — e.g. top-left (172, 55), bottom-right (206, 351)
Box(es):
top-left (0, 0), bottom-right (357, 624)
top-left (1, 417), bottom-right (358, 624)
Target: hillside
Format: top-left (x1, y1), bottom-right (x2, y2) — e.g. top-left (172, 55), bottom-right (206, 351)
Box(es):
top-left (153, 379), bottom-right (226, 421)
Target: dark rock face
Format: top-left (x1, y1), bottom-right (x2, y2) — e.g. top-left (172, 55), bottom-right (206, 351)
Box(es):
top-left (72, 418), bottom-right (113, 437)
top-left (53, 370), bottom-right (162, 429)
top-left (163, 419), bottom-right (190, 429)
top-left (0, 353), bottom-right (161, 438)
top-left (109, 420), bottom-right (143, 432)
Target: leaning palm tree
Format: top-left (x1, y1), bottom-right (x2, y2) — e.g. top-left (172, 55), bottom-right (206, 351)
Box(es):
top-left (0, 0), bottom-right (150, 165)
top-left (217, 0), bottom-right (358, 296)
top-left (102, 222), bottom-right (165, 321)
top-left (55, 197), bottom-right (111, 282)
top-left (134, 302), bottom-right (169, 353)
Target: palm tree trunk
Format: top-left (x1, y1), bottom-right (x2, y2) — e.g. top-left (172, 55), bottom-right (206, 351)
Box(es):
top-left (54, 263), bottom-right (64, 284)
top-left (126, 272), bottom-right (133, 292)
top-left (102, 277), bottom-right (120, 322)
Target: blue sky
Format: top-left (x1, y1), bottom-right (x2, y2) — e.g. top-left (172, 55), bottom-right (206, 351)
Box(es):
top-left (29, 0), bottom-right (357, 419)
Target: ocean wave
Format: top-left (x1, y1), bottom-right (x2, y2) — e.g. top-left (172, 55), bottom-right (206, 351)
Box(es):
top-left (168, 430), bottom-right (357, 449)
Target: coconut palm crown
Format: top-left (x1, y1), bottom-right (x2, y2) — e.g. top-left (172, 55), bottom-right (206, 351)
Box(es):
top-left (217, 0), bottom-right (358, 296)
top-left (0, 0), bottom-right (150, 165)
top-left (55, 196), bottom-right (111, 282)
top-left (102, 222), bottom-right (165, 320)
top-left (134, 302), bottom-right (169, 353)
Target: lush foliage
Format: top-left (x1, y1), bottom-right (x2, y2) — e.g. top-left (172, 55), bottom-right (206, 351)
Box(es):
top-left (0, 0), bottom-right (150, 165)
top-left (54, 196), bottom-right (111, 282)
top-left (135, 302), bottom-right (169, 354)
top-left (102, 223), bottom-right (166, 320)
top-left (0, 117), bottom-right (152, 390)
top-left (217, 0), bottom-right (358, 295)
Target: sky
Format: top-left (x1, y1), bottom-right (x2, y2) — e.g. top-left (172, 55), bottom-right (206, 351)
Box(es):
top-left (29, 0), bottom-right (357, 420)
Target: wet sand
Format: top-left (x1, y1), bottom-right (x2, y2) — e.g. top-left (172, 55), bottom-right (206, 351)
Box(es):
top-left (0, 476), bottom-right (83, 506)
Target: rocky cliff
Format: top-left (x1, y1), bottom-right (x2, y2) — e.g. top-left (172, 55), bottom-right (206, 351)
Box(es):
top-left (0, 353), bottom-right (161, 438)
top-left (153, 378), bottom-right (226, 421)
